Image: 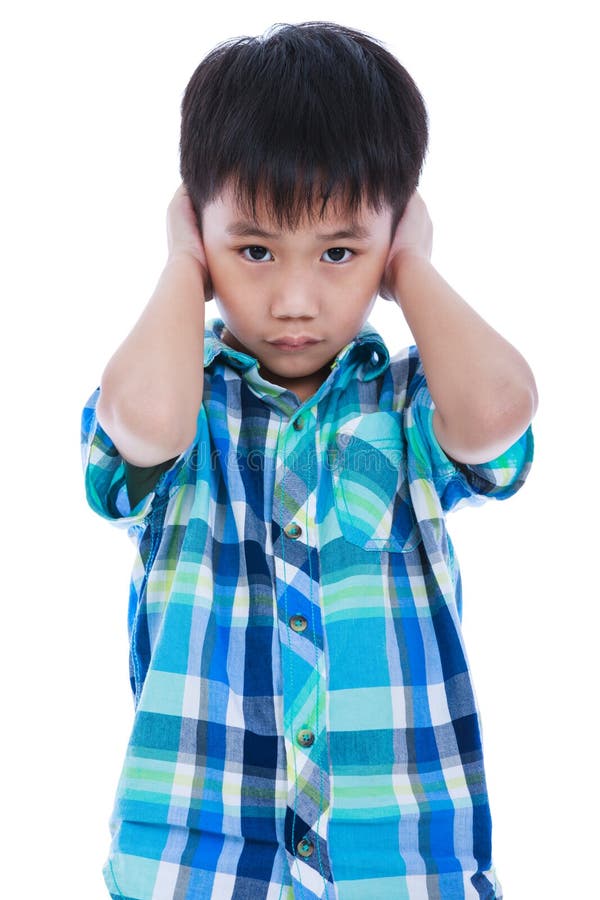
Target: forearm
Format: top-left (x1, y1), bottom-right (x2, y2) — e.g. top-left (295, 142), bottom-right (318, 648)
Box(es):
top-left (393, 252), bottom-right (538, 443)
top-left (97, 252), bottom-right (207, 465)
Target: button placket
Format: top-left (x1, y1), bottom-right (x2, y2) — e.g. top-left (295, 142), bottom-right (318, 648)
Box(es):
top-left (274, 410), bottom-right (332, 886)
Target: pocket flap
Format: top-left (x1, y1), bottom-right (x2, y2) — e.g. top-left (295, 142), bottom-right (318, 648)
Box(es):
top-left (329, 412), bottom-right (421, 552)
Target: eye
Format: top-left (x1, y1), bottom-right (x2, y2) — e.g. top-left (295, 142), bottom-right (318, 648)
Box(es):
top-left (239, 245), bottom-right (273, 262)
top-left (238, 245), bottom-right (355, 264)
top-left (322, 247), bottom-right (353, 264)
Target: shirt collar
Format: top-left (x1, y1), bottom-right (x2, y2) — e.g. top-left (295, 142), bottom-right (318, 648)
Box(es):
top-left (203, 317), bottom-right (389, 381)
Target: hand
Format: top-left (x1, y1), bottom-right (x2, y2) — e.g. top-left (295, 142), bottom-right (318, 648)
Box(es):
top-left (166, 182), bottom-right (213, 301)
top-left (379, 190), bottom-right (433, 302)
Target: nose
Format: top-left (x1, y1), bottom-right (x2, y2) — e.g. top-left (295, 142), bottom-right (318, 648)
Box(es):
top-left (269, 279), bottom-right (319, 318)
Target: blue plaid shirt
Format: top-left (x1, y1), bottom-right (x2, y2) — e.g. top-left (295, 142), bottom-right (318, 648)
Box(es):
top-left (80, 316), bottom-right (534, 899)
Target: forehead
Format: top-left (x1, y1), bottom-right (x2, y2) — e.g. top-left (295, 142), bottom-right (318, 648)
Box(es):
top-left (205, 181), bottom-right (390, 235)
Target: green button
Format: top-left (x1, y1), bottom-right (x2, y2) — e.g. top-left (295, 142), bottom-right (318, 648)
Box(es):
top-left (290, 614), bottom-right (308, 633)
top-left (297, 837), bottom-right (314, 858)
top-left (284, 522), bottom-right (302, 539)
top-left (296, 728), bottom-right (315, 748)
top-left (293, 416), bottom-right (304, 431)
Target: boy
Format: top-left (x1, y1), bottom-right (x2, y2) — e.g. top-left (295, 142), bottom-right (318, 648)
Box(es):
top-left (80, 21), bottom-right (537, 900)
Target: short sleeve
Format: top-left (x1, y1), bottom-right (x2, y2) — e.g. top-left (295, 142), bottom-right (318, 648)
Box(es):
top-left (80, 385), bottom-right (198, 530)
top-left (403, 352), bottom-right (535, 515)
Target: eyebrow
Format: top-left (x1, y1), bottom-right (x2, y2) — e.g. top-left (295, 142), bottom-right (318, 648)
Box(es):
top-left (225, 220), bottom-right (373, 241)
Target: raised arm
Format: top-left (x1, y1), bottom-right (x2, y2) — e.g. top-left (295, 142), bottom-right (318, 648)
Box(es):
top-left (380, 191), bottom-right (538, 465)
top-left (96, 183), bottom-right (213, 467)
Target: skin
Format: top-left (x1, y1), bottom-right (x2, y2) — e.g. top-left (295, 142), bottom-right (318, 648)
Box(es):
top-left (198, 183), bottom-right (397, 403)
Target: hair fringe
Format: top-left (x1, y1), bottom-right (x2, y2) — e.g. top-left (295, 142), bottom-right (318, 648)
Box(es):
top-left (180, 21), bottom-right (429, 238)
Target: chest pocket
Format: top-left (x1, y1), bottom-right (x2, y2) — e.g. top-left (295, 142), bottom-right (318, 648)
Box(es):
top-left (329, 411), bottom-right (421, 552)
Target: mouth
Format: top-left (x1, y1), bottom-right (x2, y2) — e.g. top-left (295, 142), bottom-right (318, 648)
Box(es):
top-left (269, 337), bottom-right (321, 351)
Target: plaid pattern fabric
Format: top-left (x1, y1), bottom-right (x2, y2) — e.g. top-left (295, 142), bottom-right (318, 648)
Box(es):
top-left (80, 317), bottom-right (534, 899)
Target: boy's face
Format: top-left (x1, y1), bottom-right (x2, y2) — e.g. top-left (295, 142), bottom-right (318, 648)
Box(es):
top-left (201, 183), bottom-right (393, 403)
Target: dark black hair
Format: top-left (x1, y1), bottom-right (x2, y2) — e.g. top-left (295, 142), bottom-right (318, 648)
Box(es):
top-left (180, 21), bottom-right (429, 241)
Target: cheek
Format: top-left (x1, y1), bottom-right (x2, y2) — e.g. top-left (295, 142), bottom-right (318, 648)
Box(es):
top-left (345, 259), bottom-right (386, 299)
top-left (366, 253), bottom-right (390, 293)
top-left (204, 253), bottom-right (246, 297)
top-left (213, 282), bottom-right (256, 327)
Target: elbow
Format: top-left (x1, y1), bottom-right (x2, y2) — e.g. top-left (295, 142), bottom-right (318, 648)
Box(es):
top-left (530, 379), bottom-right (539, 418)
top-left (470, 387), bottom-right (536, 461)
top-left (96, 382), bottom-right (191, 465)
top-left (441, 388), bottom-right (535, 465)
top-left (494, 380), bottom-right (538, 432)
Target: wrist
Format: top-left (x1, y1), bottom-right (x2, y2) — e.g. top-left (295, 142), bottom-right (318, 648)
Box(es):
top-left (391, 251), bottom-right (432, 301)
top-left (166, 248), bottom-right (203, 268)
top-left (166, 250), bottom-right (213, 302)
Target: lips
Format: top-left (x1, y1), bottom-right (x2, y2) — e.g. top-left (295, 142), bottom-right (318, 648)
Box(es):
top-left (270, 336), bottom-right (320, 348)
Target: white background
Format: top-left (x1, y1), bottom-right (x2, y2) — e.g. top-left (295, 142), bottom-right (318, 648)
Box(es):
top-left (3, 2), bottom-right (598, 897)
